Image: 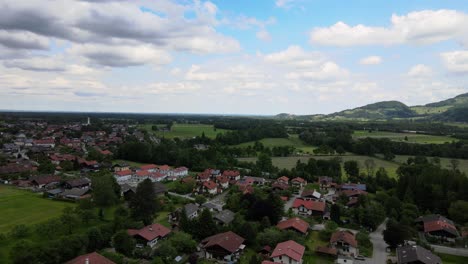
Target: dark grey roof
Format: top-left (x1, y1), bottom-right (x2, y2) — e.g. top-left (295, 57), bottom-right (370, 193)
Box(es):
top-left (184, 203), bottom-right (199, 217)
top-left (66, 178), bottom-right (90, 188)
top-left (397, 245), bottom-right (441, 264)
top-left (202, 202), bottom-right (223, 211)
top-left (214, 209), bottom-right (235, 224)
top-left (47, 188), bottom-right (63, 195)
top-left (153, 182), bottom-right (168, 195)
top-left (61, 187), bottom-right (91, 198)
top-left (121, 183), bottom-right (136, 193)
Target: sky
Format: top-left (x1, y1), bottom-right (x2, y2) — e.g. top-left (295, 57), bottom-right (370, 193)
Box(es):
top-left (1, 0), bottom-right (468, 115)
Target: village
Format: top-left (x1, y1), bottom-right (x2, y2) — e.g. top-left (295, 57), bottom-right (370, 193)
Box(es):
top-left (0, 117), bottom-right (467, 264)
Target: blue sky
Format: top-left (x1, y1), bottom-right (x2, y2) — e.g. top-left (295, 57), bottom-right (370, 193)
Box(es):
top-left (0, 0), bottom-right (467, 114)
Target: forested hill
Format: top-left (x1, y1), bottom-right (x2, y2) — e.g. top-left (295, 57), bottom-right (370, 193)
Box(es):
top-left (276, 92), bottom-right (468, 122)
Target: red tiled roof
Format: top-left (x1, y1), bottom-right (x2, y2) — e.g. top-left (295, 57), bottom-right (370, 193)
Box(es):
top-left (341, 189), bottom-right (367, 197)
top-left (100, 150), bottom-right (113, 155)
top-left (127, 223), bottom-right (171, 242)
top-left (201, 231), bottom-right (245, 253)
top-left (217, 175), bottom-right (229, 184)
top-left (424, 220), bottom-right (458, 236)
top-left (280, 196), bottom-right (289, 201)
top-left (34, 139), bottom-right (55, 145)
top-left (277, 176), bottom-right (289, 182)
top-left (140, 164), bottom-right (158, 170)
top-left (277, 218), bottom-right (309, 234)
top-left (203, 180), bottom-right (217, 190)
top-left (271, 240), bottom-right (305, 261)
top-left (136, 170), bottom-right (150, 177)
top-left (66, 252), bottom-right (115, 264)
top-left (315, 246), bottom-right (338, 256)
top-left (174, 167), bottom-right (188, 172)
top-left (272, 182), bottom-right (289, 190)
top-left (330, 231), bottom-right (358, 247)
top-left (292, 177), bottom-right (305, 183)
top-left (223, 170), bottom-right (240, 177)
top-left (115, 170), bottom-right (132, 177)
top-left (158, 165), bottom-right (170, 171)
top-left (292, 198), bottom-right (326, 212)
top-left (198, 172), bottom-right (210, 180)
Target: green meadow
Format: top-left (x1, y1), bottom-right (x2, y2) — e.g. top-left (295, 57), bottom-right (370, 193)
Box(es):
top-left (234, 134), bottom-right (317, 154)
top-left (140, 123), bottom-right (229, 139)
top-left (353, 130), bottom-right (457, 144)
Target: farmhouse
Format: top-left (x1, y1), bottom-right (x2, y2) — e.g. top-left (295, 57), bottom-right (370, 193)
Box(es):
top-left (415, 215), bottom-right (459, 239)
top-left (292, 198), bottom-right (326, 217)
top-left (223, 170), bottom-right (241, 181)
top-left (30, 175), bottom-right (61, 189)
top-left (184, 203), bottom-right (199, 219)
top-left (300, 189), bottom-right (321, 200)
top-left (214, 209), bottom-right (235, 226)
top-left (270, 240), bottom-right (305, 264)
top-left (276, 176), bottom-right (289, 185)
top-left (60, 187), bottom-right (92, 201)
top-left (114, 169), bottom-right (133, 183)
top-left (127, 223), bottom-right (171, 248)
top-left (200, 231), bottom-right (245, 261)
top-left (330, 230), bottom-right (359, 257)
top-left (276, 217), bottom-right (309, 235)
top-left (291, 177), bottom-right (306, 188)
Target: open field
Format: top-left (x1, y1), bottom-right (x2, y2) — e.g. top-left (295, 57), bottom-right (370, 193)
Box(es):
top-left (234, 134), bottom-right (317, 154)
top-left (353, 130), bottom-right (457, 144)
top-left (437, 253), bottom-right (468, 264)
top-left (394, 155), bottom-right (468, 174)
top-left (0, 185), bottom-right (72, 234)
top-left (238, 155), bottom-right (400, 178)
top-left (140, 123), bottom-right (229, 139)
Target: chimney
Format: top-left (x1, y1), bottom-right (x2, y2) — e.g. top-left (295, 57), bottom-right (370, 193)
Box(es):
top-left (149, 226), bottom-right (153, 231)
top-left (85, 258), bottom-right (89, 264)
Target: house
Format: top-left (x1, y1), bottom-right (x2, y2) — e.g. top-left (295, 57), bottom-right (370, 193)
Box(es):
top-left (415, 215), bottom-right (459, 239)
top-left (30, 175), bottom-right (61, 189)
top-left (127, 223), bottom-right (171, 248)
top-left (214, 209), bottom-right (235, 226)
top-left (170, 167), bottom-right (189, 177)
top-left (396, 245), bottom-right (441, 264)
top-left (223, 170), bottom-right (241, 181)
top-left (315, 246), bottom-right (338, 257)
top-left (153, 182), bottom-right (168, 196)
top-left (114, 169), bottom-right (133, 183)
top-left (291, 177), bottom-right (306, 188)
top-left (277, 176), bottom-right (289, 185)
top-left (158, 165), bottom-right (171, 174)
top-left (140, 164), bottom-right (158, 172)
top-left (272, 182), bottom-right (289, 191)
top-left (276, 217), bottom-right (309, 235)
top-left (64, 178), bottom-right (91, 189)
top-left (203, 180), bottom-right (218, 195)
top-left (200, 231), bottom-right (245, 261)
top-left (270, 240), bottom-right (305, 264)
top-left (121, 184), bottom-right (136, 201)
top-left (245, 176), bottom-right (266, 185)
top-left (202, 202), bottom-right (223, 212)
top-left (339, 183), bottom-right (366, 191)
top-left (113, 163), bottom-right (130, 172)
top-left (216, 175), bottom-right (230, 189)
top-left (337, 256), bottom-right (354, 264)
top-left (197, 171), bottom-right (211, 182)
top-left (33, 138), bottom-right (55, 148)
top-left (46, 188), bottom-right (63, 198)
top-left (301, 189), bottom-right (321, 200)
top-left (60, 187), bottom-right (92, 200)
top-left (184, 203), bottom-right (200, 219)
top-left (292, 198), bottom-right (326, 217)
top-left (318, 176), bottom-right (336, 190)
top-left (66, 252), bottom-right (115, 264)
top-left (330, 230), bottom-right (359, 257)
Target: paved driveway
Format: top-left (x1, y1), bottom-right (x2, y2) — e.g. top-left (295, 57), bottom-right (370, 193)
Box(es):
top-left (367, 220), bottom-right (389, 264)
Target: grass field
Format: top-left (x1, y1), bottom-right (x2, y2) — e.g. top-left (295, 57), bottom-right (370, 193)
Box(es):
top-left (394, 155), bottom-right (468, 174)
top-left (0, 185), bottom-right (72, 234)
top-left (234, 134), bottom-right (317, 154)
top-left (140, 123), bottom-right (229, 139)
top-left (353, 130), bottom-right (457, 144)
top-left (239, 155), bottom-right (400, 178)
top-left (112, 159), bottom-right (145, 167)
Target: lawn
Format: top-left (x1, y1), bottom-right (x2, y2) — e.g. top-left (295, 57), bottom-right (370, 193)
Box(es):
top-left (140, 123), bottom-right (229, 139)
top-left (437, 253), bottom-right (468, 264)
top-left (303, 232), bottom-right (335, 264)
top-left (353, 130), bottom-right (457, 144)
top-left (0, 185), bottom-right (73, 234)
top-left (234, 134), bottom-right (317, 154)
top-left (154, 211), bottom-right (170, 228)
top-left (238, 155), bottom-right (400, 178)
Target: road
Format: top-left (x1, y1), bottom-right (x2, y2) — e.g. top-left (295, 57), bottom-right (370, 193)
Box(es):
top-left (167, 191), bottom-right (195, 201)
top-left (431, 244), bottom-right (468, 257)
top-left (367, 219), bottom-right (390, 264)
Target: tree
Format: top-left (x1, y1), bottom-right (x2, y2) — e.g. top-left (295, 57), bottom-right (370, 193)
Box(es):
top-left (130, 178), bottom-right (157, 225)
top-left (10, 239), bottom-right (38, 264)
top-left (87, 227), bottom-right (104, 252)
top-left (257, 153), bottom-right (273, 173)
top-left (92, 173), bottom-right (118, 210)
top-left (195, 195), bottom-right (207, 205)
top-left (383, 220), bottom-right (410, 248)
top-left (344, 160), bottom-right (359, 178)
top-left (448, 200), bottom-right (468, 224)
top-left (330, 204), bottom-right (341, 224)
top-left (364, 159), bottom-right (376, 177)
top-left (112, 230), bottom-right (135, 256)
top-left (169, 232), bottom-right (197, 253)
top-left (157, 241), bottom-right (177, 262)
top-left (60, 207), bottom-right (79, 234)
top-left (450, 159), bottom-right (460, 171)
top-left (194, 209), bottom-right (217, 240)
top-left (9, 225), bottom-right (29, 239)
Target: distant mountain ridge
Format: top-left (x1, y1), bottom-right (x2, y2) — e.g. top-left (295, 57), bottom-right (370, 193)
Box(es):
top-left (276, 92), bottom-right (468, 122)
